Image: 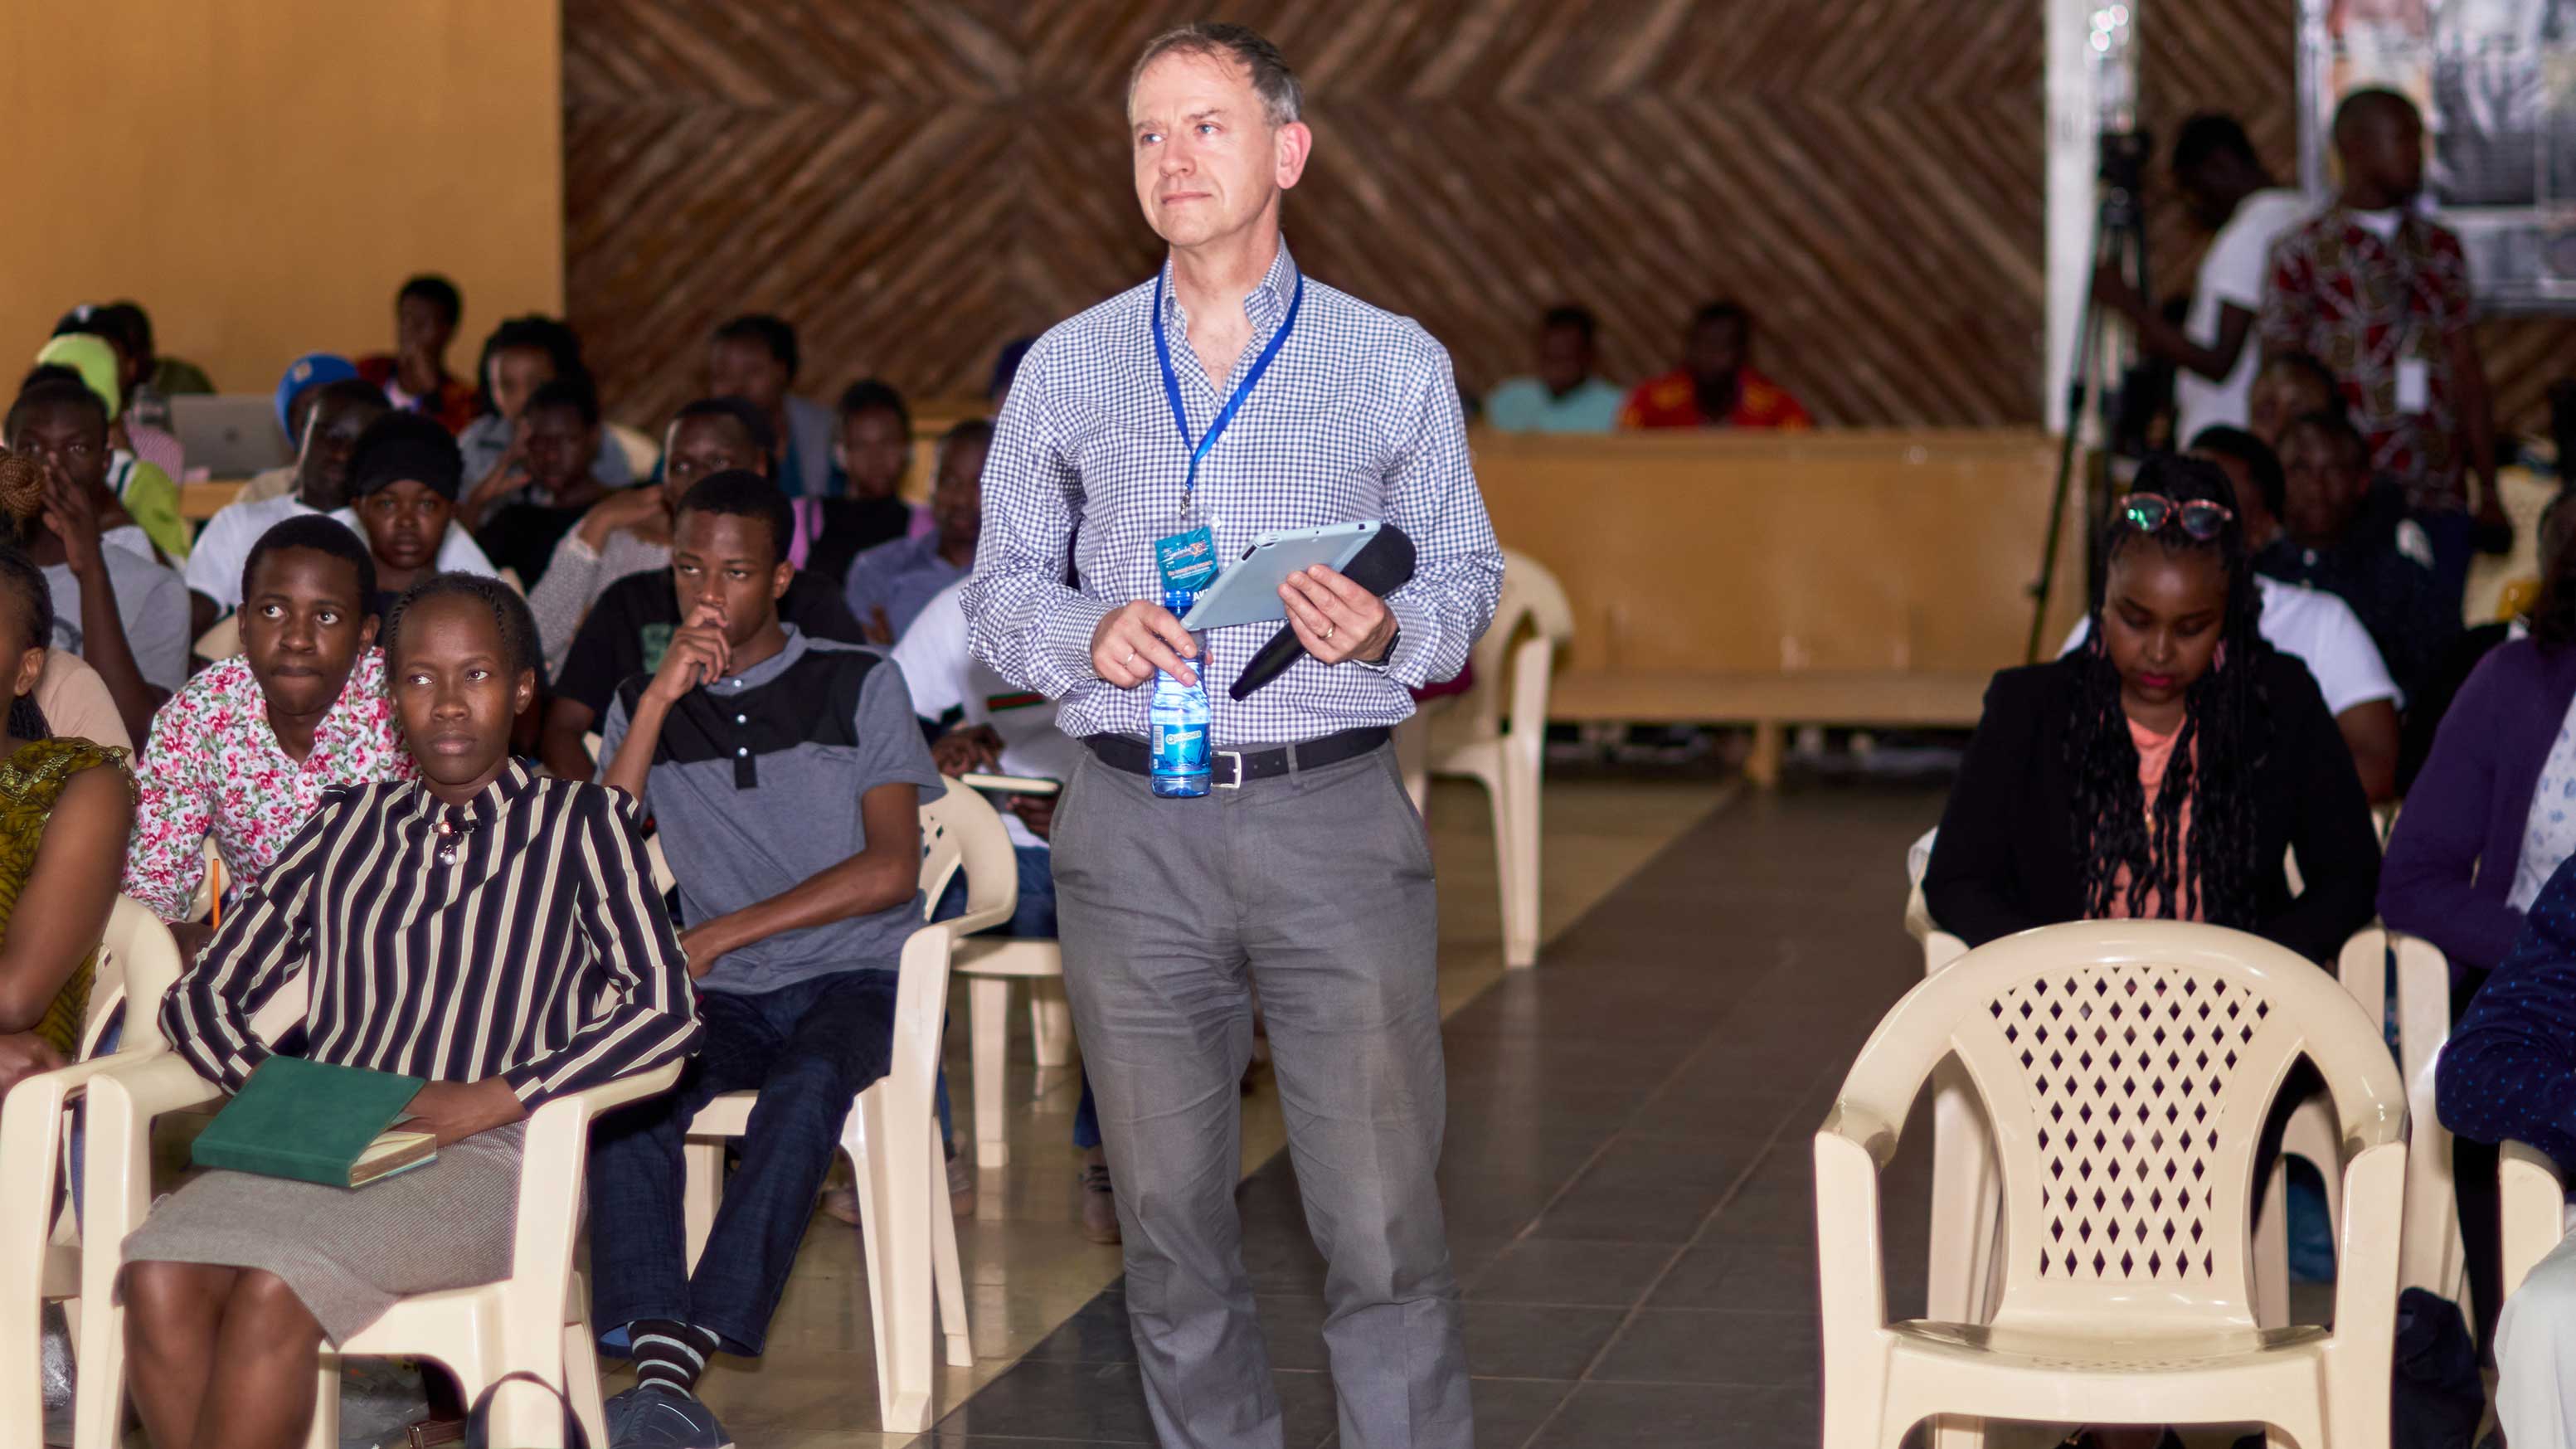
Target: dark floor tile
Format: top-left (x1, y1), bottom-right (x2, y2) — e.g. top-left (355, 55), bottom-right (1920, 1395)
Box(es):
top-left (1020, 1286), bottom-right (1139, 1363)
top-left (1591, 1307), bottom-right (1820, 1388)
top-left (932, 1359), bottom-right (1155, 1442)
top-left (1527, 1379), bottom-right (1818, 1448)
top-left (1274, 1367), bottom-right (1341, 1449)
top-left (1465, 1239), bottom-right (1677, 1306)
top-left (1649, 1240), bottom-right (1818, 1311)
top-left (1527, 1136), bottom-right (1762, 1242)
top-left (1462, 1301), bottom-right (1626, 1379)
top-left (1251, 1295), bottom-right (1332, 1372)
top-left (1465, 1375), bottom-right (1581, 1449)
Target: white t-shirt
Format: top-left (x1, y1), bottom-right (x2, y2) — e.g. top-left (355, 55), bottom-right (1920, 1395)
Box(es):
top-left (183, 492), bottom-right (497, 611)
top-left (2175, 189), bottom-right (2314, 445)
top-left (891, 580), bottom-right (1078, 851)
top-left (2059, 575), bottom-right (2399, 718)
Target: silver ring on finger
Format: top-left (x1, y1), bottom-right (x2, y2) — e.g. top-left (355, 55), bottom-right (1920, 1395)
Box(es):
top-left (1124, 649), bottom-right (1140, 665)
top-left (1324, 624), bottom-right (1336, 641)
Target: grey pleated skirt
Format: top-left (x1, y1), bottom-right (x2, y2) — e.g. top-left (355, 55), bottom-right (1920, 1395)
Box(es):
top-left (121, 1122), bottom-right (524, 1345)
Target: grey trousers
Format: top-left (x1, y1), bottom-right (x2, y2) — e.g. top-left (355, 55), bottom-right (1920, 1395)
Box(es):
top-left (1052, 741), bottom-right (1472, 1449)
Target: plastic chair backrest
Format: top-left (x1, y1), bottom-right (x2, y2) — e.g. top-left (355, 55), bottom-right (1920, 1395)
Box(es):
top-left (1456, 549), bottom-right (1572, 742)
top-left (918, 785), bottom-right (1017, 936)
top-left (85, 897), bottom-right (182, 1057)
top-left (1831, 921), bottom-right (2404, 1333)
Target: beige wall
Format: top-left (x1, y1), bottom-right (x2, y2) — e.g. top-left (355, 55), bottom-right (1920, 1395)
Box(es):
top-left (0, 2), bottom-right (561, 406)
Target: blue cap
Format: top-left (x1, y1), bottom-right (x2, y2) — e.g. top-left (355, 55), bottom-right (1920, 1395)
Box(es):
top-left (274, 352), bottom-right (359, 441)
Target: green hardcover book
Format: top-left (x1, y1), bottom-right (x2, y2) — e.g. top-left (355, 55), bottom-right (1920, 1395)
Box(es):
top-left (190, 1056), bottom-right (438, 1189)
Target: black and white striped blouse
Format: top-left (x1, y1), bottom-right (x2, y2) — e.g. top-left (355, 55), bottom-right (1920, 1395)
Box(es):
top-left (163, 759), bottom-right (701, 1109)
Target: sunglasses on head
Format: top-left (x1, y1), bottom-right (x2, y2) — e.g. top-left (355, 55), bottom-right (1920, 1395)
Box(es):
top-left (2120, 493), bottom-right (2234, 541)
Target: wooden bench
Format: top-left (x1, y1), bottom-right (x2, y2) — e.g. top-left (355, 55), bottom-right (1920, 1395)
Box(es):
top-left (1474, 429), bottom-right (2081, 784)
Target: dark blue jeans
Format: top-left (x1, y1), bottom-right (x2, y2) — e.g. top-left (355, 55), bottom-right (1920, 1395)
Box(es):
top-left (588, 969), bottom-right (897, 1356)
top-left (931, 844), bottom-right (1099, 1152)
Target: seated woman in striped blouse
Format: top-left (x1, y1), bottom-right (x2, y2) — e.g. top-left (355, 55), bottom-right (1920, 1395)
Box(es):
top-left (118, 573), bottom-right (702, 1449)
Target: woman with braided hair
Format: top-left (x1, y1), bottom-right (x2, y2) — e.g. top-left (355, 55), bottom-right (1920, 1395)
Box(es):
top-left (1924, 452), bottom-right (2379, 963)
top-left (0, 450), bottom-right (135, 1102)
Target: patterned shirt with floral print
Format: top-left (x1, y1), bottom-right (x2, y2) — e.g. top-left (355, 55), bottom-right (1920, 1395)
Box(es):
top-left (2258, 206), bottom-right (2477, 514)
top-left (121, 648), bottom-right (416, 921)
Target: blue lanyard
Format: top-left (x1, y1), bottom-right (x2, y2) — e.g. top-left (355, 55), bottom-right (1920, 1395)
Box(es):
top-left (1152, 265), bottom-right (1305, 517)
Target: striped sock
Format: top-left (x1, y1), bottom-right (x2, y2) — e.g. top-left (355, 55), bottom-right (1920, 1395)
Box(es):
top-left (629, 1319), bottom-right (719, 1398)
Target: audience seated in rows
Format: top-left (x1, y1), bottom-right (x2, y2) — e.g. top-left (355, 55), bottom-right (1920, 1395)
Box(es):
top-left (843, 419), bottom-right (989, 644)
top-left (2384, 496), bottom-right (2576, 1366)
top-left (797, 378), bottom-right (929, 587)
top-left (474, 377), bottom-right (623, 587)
top-left (1617, 300), bottom-right (1811, 430)
top-left (124, 518), bottom-right (411, 959)
top-left (539, 466), bottom-right (863, 783)
top-left (890, 575), bottom-right (1116, 1242)
top-left (589, 473), bottom-right (940, 1442)
top-left (0, 539), bottom-right (133, 1102)
top-left (119, 575), bottom-right (700, 1449)
top-left (6, 380), bottom-right (189, 739)
top-left (2099, 114), bottom-right (2312, 443)
top-left (241, 353), bottom-right (365, 504)
top-left (2259, 88), bottom-right (2506, 612)
top-left (2248, 351), bottom-right (2342, 453)
top-left (455, 314), bottom-right (634, 526)
top-left (187, 379), bottom-right (389, 635)
top-left (346, 413), bottom-right (495, 616)
top-left (2261, 409), bottom-right (2456, 707)
top-left (530, 396), bottom-right (777, 677)
top-left (2068, 430), bottom-right (2403, 802)
top-left (1927, 454), bottom-right (2381, 961)
top-left (36, 331), bottom-right (189, 563)
top-left (62, 299), bottom-right (214, 433)
top-left (1483, 304), bottom-right (1622, 433)
top-left (709, 314), bottom-right (834, 498)
top-left (355, 274), bottom-right (478, 433)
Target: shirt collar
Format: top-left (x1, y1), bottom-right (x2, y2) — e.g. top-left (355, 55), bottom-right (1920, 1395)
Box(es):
top-left (712, 625), bottom-right (810, 693)
top-left (1158, 239), bottom-right (1301, 334)
top-left (401, 756), bottom-right (537, 826)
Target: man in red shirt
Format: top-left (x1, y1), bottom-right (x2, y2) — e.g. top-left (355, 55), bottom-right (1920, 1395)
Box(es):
top-left (356, 274), bottom-right (478, 435)
top-left (1617, 300), bottom-right (1814, 430)
top-left (2258, 88), bottom-right (2505, 610)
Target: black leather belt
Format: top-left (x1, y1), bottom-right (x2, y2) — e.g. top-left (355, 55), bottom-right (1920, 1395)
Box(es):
top-left (1085, 727), bottom-right (1389, 789)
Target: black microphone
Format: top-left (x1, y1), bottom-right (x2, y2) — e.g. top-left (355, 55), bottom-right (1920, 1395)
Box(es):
top-left (1229, 525), bottom-right (1417, 701)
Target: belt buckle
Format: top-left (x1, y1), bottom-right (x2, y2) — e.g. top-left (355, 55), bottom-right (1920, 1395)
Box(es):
top-left (1215, 749), bottom-right (1247, 790)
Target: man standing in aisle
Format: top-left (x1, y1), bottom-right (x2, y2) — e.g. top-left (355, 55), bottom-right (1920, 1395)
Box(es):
top-left (964, 23), bottom-right (1499, 1449)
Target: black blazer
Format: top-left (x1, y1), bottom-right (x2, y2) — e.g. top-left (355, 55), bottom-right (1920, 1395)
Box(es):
top-left (1922, 651), bottom-right (2379, 964)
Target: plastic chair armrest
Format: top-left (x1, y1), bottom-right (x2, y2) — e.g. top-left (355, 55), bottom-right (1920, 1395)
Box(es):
top-left (1817, 1101), bottom-right (1903, 1169)
top-left (507, 1061), bottom-right (684, 1301)
top-left (82, 1050), bottom-right (223, 1120)
top-left (2503, 1139), bottom-right (2571, 1298)
top-left (1813, 1129), bottom-right (1890, 1332)
top-left (1504, 634), bottom-right (1553, 742)
top-left (2328, 1140), bottom-right (2408, 1349)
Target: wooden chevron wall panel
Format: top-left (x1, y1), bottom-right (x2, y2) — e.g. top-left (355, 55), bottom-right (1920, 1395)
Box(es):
top-left (564, 1), bottom-right (2047, 430)
top-left (2141, 0), bottom-right (2573, 436)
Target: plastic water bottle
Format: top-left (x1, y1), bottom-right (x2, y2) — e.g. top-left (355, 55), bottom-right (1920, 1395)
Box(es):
top-left (1149, 588), bottom-right (1212, 798)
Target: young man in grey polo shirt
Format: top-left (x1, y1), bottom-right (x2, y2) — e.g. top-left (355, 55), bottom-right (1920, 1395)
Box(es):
top-left (586, 469), bottom-right (943, 1449)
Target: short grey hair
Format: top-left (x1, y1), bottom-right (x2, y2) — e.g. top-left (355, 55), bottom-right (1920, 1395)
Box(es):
top-left (1128, 22), bottom-right (1303, 128)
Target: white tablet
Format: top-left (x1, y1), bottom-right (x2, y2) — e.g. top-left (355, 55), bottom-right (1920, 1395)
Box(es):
top-left (1179, 521), bottom-right (1379, 631)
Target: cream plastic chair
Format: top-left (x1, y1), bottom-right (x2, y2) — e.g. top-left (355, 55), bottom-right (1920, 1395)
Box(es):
top-left (678, 785), bottom-right (1013, 1432)
top-left (2502, 1140), bottom-right (2567, 1299)
top-left (0, 898), bottom-right (177, 1449)
top-left (605, 421), bottom-right (660, 484)
top-left (954, 934), bottom-right (1076, 1170)
top-left (72, 971), bottom-right (685, 1449)
top-left (1400, 548), bottom-right (1571, 969)
top-left (192, 613), bottom-right (241, 663)
top-left (1822, 920), bottom-right (2407, 1449)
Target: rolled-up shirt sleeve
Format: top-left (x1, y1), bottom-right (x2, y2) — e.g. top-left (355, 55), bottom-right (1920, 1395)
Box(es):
top-left (965, 338), bottom-right (1112, 697)
top-left (1362, 338), bottom-right (1503, 688)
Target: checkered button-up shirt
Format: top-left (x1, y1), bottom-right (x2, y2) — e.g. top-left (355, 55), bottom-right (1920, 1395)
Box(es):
top-left (965, 242), bottom-right (1503, 747)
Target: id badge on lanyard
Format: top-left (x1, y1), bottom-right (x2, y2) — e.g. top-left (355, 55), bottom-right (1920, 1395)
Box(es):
top-left (1150, 267), bottom-right (1304, 596)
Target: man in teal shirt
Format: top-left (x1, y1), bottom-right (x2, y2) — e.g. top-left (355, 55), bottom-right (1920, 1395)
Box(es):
top-left (1482, 304), bottom-right (1622, 432)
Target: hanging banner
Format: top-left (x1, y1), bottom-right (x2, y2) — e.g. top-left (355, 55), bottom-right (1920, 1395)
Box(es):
top-left (2301, 0), bottom-right (2576, 311)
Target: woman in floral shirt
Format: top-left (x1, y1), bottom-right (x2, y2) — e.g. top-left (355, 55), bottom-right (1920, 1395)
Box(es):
top-left (122, 517), bottom-right (412, 951)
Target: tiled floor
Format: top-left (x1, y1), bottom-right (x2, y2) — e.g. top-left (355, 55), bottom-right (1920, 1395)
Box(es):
top-left (916, 783), bottom-right (1949, 1448)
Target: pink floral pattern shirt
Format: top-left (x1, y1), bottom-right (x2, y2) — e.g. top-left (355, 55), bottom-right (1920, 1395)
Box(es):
top-left (121, 649), bottom-right (416, 920)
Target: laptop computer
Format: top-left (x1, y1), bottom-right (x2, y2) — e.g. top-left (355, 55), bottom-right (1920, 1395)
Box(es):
top-left (172, 395), bottom-right (293, 479)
